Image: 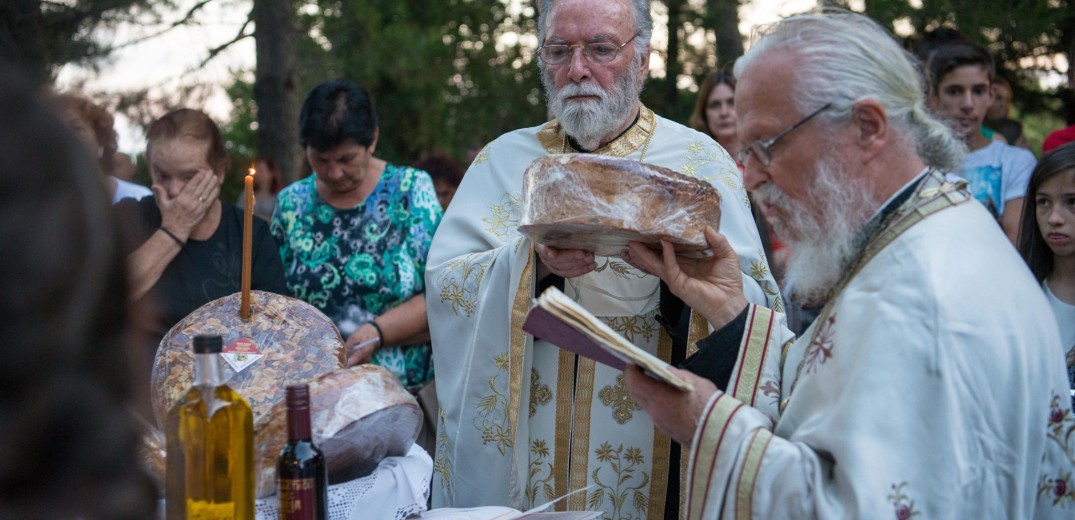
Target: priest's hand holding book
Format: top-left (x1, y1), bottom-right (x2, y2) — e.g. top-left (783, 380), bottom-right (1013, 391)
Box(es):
top-left (620, 226), bottom-right (742, 444)
top-left (624, 364), bottom-right (717, 445)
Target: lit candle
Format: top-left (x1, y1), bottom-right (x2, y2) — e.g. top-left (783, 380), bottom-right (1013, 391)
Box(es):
top-left (241, 164), bottom-right (255, 320)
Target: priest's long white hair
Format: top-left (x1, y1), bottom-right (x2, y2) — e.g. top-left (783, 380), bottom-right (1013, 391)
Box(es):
top-left (734, 9), bottom-right (964, 172)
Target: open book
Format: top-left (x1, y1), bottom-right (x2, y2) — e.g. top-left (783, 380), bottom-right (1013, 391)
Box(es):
top-left (522, 287), bottom-right (693, 392)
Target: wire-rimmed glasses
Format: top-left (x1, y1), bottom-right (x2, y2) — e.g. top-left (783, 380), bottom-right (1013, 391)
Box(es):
top-left (737, 103), bottom-right (833, 166)
top-left (538, 35), bottom-right (638, 65)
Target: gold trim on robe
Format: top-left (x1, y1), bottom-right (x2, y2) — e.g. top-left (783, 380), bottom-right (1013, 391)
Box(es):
top-left (686, 394), bottom-right (745, 520)
top-left (568, 357), bottom-right (597, 511)
top-left (734, 429), bottom-right (772, 520)
top-left (508, 249), bottom-right (535, 460)
top-left (553, 349), bottom-right (574, 511)
top-left (648, 328), bottom-right (674, 519)
top-left (730, 306), bottom-right (776, 407)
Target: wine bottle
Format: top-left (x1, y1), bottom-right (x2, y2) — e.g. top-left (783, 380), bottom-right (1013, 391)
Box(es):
top-left (277, 384), bottom-right (329, 520)
top-left (165, 335), bottom-right (255, 520)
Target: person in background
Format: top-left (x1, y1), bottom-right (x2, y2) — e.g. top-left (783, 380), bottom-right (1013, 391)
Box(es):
top-left (0, 70), bottom-right (157, 520)
top-left (992, 117), bottom-right (1033, 151)
top-left (689, 68), bottom-right (786, 284)
top-left (987, 75), bottom-right (1014, 122)
top-left (1019, 142), bottom-right (1075, 401)
top-left (985, 75), bottom-right (1016, 144)
top-left (928, 41), bottom-right (1037, 245)
top-left (912, 27), bottom-right (1005, 145)
top-left (621, 10), bottom-right (1072, 518)
top-left (237, 155), bottom-right (283, 222)
top-left (271, 79), bottom-right (442, 391)
top-left (413, 151), bottom-right (465, 209)
top-left (689, 69), bottom-right (741, 160)
top-left (51, 91), bottom-right (152, 204)
top-left (116, 109), bottom-right (288, 345)
top-left (424, 0), bottom-right (780, 516)
top-left (1044, 40), bottom-right (1075, 154)
top-left (114, 151), bottom-right (138, 181)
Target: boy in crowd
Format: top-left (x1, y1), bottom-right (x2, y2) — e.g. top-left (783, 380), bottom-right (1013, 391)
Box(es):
top-left (929, 42), bottom-right (1036, 245)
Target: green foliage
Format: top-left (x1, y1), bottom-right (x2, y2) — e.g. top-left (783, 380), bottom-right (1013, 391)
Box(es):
top-left (860, 0), bottom-right (1075, 120)
top-left (290, 0), bottom-right (547, 165)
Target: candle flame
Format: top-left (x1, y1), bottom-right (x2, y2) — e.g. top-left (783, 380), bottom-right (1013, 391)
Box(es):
top-left (248, 163), bottom-right (256, 177)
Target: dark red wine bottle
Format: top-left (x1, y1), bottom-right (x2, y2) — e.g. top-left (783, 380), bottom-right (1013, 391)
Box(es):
top-left (277, 384), bottom-right (328, 520)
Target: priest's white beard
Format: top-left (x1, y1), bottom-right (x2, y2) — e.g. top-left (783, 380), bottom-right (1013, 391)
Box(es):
top-left (753, 154), bottom-right (878, 305)
top-left (542, 61), bottom-right (642, 151)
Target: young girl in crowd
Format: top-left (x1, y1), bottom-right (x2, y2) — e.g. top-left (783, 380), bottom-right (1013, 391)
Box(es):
top-left (1018, 142), bottom-right (1075, 395)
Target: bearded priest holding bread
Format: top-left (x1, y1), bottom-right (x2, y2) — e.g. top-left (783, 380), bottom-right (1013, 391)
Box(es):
top-left (424, 0), bottom-right (781, 518)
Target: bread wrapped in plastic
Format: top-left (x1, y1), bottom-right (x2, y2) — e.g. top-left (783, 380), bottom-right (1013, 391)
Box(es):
top-left (147, 290), bottom-right (344, 496)
top-left (253, 365), bottom-right (422, 496)
top-left (518, 154), bottom-right (721, 257)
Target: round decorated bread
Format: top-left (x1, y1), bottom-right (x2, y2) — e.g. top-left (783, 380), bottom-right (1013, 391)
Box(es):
top-left (253, 365), bottom-right (422, 496)
top-left (518, 154), bottom-right (721, 257)
top-left (150, 290), bottom-right (344, 427)
top-left (146, 290), bottom-right (345, 496)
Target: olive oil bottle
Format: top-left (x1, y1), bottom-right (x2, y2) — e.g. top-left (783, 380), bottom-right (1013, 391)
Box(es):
top-left (166, 335), bottom-right (255, 520)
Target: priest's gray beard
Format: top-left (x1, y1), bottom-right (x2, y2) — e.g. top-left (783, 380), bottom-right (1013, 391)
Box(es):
top-left (752, 154), bottom-right (878, 305)
top-left (541, 60), bottom-right (642, 151)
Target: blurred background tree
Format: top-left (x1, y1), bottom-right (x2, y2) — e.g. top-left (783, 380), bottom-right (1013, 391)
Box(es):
top-left (1, 0), bottom-right (174, 86)
top-left (7, 0), bottom-right (1074, 192)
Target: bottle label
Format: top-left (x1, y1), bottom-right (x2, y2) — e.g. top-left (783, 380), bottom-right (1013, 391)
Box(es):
top-left (222, 336), bottom-right (263, 373)
top-left (278, 478), bottom-right (318, 519)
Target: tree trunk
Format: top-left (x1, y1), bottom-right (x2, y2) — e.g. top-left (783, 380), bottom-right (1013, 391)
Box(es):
top-left (665, 0), bottom-right (683, 108)
top-left (710, 0), bottom-right (743, 69)
top-left (253, 0), bottom-right (301, 184)
top-left (1060, 0), bottom-right (1075, 124)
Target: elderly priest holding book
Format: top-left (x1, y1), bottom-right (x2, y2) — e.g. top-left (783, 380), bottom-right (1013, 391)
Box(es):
top-left (622, 10), bottom-right (1075, 519)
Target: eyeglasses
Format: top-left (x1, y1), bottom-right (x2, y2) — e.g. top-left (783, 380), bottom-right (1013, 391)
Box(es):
top-left (538, 35), bottom-right (638, 65)
top-left (737, 103), bottom-right (833, 166)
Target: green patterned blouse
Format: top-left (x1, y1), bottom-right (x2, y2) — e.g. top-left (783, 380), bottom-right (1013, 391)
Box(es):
top-left (270, 164), bottom-right (442, 388)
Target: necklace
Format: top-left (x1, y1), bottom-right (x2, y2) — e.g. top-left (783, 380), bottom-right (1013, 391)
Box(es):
top-left (559, 120), bottom-right (654, 162)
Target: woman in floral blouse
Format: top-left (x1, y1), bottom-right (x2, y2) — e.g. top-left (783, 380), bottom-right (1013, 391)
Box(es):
top-left (271, 80), bottom-right (442, 390)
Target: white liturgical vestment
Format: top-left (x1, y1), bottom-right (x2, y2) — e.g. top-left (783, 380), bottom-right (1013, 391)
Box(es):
top-left (425, 105), bottom-right (781, 519)
top-left (684, 170), bottom-right (1075, 519)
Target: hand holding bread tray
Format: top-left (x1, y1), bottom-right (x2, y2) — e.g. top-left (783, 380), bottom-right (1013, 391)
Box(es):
top-left (518, 154), bottom-right (721, 258)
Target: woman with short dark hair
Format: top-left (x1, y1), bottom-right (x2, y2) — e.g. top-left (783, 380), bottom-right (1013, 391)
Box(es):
top-left (271, 80), bottom-right (442, 390)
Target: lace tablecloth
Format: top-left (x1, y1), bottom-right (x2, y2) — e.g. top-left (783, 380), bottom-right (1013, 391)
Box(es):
top-left (254, 444), bottom-right (431, 520)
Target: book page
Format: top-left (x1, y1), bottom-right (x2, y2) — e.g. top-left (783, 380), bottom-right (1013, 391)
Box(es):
top-left (526, 287), bottom-right (693, 392)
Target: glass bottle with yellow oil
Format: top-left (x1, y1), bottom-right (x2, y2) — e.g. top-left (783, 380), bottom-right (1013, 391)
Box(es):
top-left (166, 335), bottom-right (254, 519)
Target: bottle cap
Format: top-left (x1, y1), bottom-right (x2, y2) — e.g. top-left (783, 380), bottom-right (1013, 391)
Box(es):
top-left (285, 384), bottom-right (311, 410)
top-left (192, 335), bottom-right (224, 354)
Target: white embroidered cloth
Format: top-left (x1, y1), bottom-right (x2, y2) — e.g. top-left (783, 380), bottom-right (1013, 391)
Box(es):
top-left (254, 443), bottom-right (431, 520)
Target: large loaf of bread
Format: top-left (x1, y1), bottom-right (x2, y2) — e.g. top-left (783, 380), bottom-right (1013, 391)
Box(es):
top-left (518, 154), bottom-right (721, 257)
top-left (253, 365), bottom-right (422, 496)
